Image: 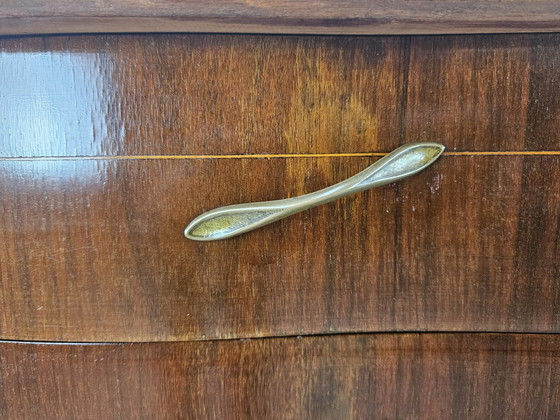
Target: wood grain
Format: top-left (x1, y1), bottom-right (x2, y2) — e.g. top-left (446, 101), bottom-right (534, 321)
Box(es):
top-left (1, 333), bottom-right (560, 419)
top-left (0, 155), bottom-right (558, 341)
top-left (1, 34), bottom-right (559, 341)
top-left (2, 34), bottom-right (560, 156)
top-left (2, 1), bottom-right (560, 36)
top-left (2, 30), bottom-right (559, 418)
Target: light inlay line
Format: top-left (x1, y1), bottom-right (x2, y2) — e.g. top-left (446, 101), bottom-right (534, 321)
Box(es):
top-left (0, 151), bottom-right (559, 161)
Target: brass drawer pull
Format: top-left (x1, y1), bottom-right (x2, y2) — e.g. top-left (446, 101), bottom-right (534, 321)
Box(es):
top-left (185, 142), bottom-right (445, 241)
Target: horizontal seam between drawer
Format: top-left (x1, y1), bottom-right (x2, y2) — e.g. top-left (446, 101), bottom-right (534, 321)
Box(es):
top-left (2, 330), bottom-right (560, 345)
top-left (1, 151), bottom-right (560, 161)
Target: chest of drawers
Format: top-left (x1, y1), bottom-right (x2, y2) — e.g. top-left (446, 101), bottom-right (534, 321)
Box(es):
top-left (1, 5), bottom-right (560, 418)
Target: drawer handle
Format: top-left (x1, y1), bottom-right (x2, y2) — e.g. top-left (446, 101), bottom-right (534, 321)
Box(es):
top-left (184, 142), bottom-right (445, 241)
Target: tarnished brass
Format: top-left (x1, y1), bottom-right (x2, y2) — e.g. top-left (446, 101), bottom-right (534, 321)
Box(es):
top-left (184, 142), bottom-right (445, 241)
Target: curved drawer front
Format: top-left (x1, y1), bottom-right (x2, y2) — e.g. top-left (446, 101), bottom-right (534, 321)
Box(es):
top-left (0, 34), bottom-right (559, 341)
top-left (1, 334), bottom-right (559, 419)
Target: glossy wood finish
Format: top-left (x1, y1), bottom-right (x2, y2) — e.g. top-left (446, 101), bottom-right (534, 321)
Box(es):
top-left (2, 1), bottom-right (560, 36)
top-left (3, 30), bottom-right (560, 418)
top-left (1, 33), bottom-right (560, 342)
top-left (1, 333), bottom-right (560, 419)
top-left (2, 34), bottom-right (560, 157)
top-left (1, 155), bottom-right (559, 341)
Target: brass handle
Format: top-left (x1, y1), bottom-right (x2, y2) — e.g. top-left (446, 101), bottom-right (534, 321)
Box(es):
top-left (185, 142), bottom-right (445, 241)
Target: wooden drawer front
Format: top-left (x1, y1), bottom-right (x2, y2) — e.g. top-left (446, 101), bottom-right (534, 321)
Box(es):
top-left (1, 334), bottom-right (559, 419)
top-left (1, 156), bottom-right (559, 341)
top-left (1, 34), bottom-right (559, 341)
top-left (2, 34), bottom-right (560, 156)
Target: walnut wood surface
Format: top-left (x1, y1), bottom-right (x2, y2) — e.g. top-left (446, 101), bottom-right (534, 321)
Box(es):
top-left (2, 32), bottom-right (559, 417)
top-left (2, 1), bottom-right (560, 36)
top-left (0, 155), bottom-right (559, 341)
top-left (1, 33), bottom-right (560, 341)
top-left (2, 34), bottom-right (560, 156)
top-left (1, 333), bottom-right (559, 419)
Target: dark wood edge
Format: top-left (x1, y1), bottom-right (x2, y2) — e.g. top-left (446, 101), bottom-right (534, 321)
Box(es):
top-left (2, 1), bottom-right (560, 36)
